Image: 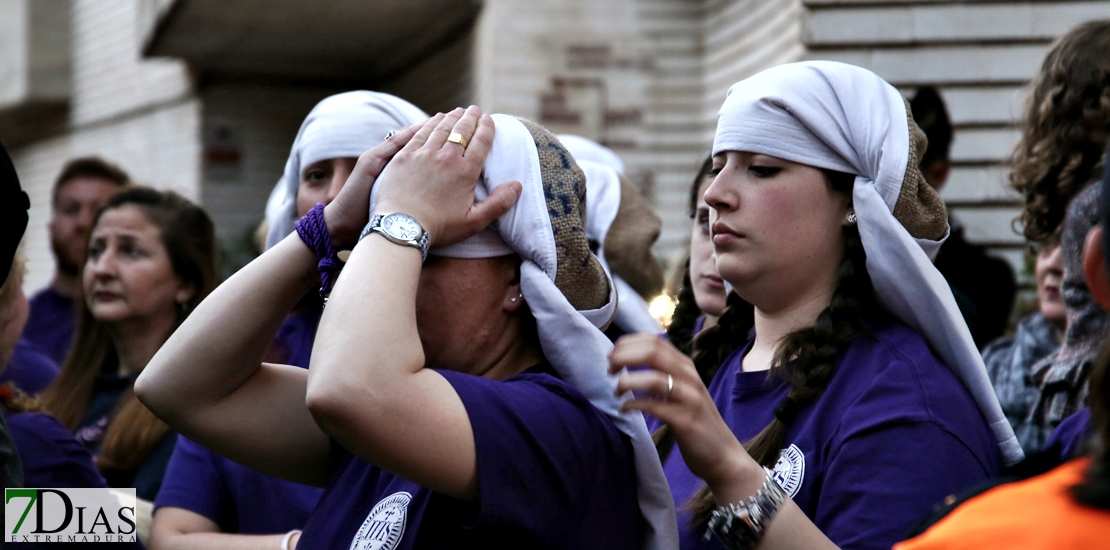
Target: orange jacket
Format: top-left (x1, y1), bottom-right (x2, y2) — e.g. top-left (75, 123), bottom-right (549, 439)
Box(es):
top-left (896, 458), bottom-right (1110, 549)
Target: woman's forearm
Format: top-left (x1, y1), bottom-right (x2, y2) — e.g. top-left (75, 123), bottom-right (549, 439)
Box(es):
top-left (306, 232), bottom-right (425, 422)
top-left (137, 234), bottom-right (317, 421)
top-left (707, 460), bottom-right (839, 550)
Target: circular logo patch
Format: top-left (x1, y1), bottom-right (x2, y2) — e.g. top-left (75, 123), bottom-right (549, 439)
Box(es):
top-left (348, 491), bottom-right (412, 550)
top-left (772, 444), bottom-right (805, 498)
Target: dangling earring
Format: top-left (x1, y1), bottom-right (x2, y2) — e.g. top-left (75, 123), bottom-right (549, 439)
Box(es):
top-left (846, 211), bottom-right (857, 225)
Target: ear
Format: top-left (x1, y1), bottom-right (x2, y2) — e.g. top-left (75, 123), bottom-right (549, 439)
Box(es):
top-left (175, 282), bottom-right (196, 307)
top-left (1082, 225), bottom-right (1110, 310)
top-left (503, 268), bottom-right (525, 312)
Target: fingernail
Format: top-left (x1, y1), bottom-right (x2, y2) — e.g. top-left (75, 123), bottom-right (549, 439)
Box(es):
top-left (513, 181), bottom-right (523, 197)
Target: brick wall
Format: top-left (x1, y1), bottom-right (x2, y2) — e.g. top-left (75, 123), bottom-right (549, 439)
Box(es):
top-left (13, 0), bottom-right (202, 294)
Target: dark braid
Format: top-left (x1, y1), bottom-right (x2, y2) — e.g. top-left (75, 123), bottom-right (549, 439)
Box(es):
top-left (666, 260), bottom-right (703, 356)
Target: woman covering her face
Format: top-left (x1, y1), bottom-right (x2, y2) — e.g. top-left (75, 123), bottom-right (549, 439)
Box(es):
top-left (136, 107), bottom-right (677, 549)
top-left (611, 61), bottom-right (1020, 550)
top-left (40, 187), bottom-right (217, 501)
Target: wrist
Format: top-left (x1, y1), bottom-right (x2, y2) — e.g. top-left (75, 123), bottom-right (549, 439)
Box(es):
top-left (322, 204), bottom-right (359, 250)
top-left (703, 444), bottom-right (766, 504)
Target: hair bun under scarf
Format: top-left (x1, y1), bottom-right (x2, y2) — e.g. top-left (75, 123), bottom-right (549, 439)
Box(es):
top-left (893, 107), bottom-right (948, 241)
top-left (518, 119), bottom-right (611, 311)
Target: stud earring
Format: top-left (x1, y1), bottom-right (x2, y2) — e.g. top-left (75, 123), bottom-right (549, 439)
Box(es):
top-left (510, 293), bottom-right (522, 303)
top-left (846, 211), bottom-right (857, 225)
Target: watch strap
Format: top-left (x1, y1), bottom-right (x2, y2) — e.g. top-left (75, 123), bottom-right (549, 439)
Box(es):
top-left (359, 213), bottom-right (429, 262)
top-left (704, 467), bottom-right (786, 550)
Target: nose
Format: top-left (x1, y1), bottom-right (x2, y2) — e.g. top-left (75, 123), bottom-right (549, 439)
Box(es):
top-left (702, 173), bottom-right (736, 212)
top-left (325, 167), bottom-right (352, 205)
top-left (86, 248), bottom-right (118, 280)
top-left (75, 205), bottom-right (97, 232)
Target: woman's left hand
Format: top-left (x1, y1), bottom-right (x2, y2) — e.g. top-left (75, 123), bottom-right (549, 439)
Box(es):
top-left (372, 105), bottom-right (522, 248)
top-left (609, 333), bottom-right (756, 488)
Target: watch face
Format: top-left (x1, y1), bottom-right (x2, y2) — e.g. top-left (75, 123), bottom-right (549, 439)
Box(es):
top-left (382, 213), bottom-right (422, 241)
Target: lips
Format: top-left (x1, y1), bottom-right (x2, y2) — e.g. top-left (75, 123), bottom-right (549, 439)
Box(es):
top-left (701, 273), bottom-right (726, 289)
top-left (710, 222), bottom-right (743, 246)
top-left (91, 291), bottom-right (122, 302)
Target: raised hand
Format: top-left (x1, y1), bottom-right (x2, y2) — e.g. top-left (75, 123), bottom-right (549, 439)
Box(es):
top-left (371, 105), bottom-right (521, 248)
top-left (322, 118), bottom-right (429, 249)
top-left (608, 333), bottom-right (754, 488)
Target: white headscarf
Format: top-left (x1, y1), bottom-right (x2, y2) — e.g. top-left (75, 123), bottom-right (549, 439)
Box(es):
top-left (556, 134), bottom-right (626, 174)
top-left (370, 115), bottom-right (678, 550)
top-left (713, 61), bottom-right (1023, 465)
top-left (576, 158), bottom-right (664, 334)
top-left (264, 91), bottom-right (428, 249)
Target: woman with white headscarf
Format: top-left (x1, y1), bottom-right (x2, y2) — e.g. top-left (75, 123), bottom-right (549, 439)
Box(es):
top-left (610, 61), bottom-right (1020, 550)
top-left (135, 106), bottom-right (677, 549)
top-left (149, 91), bottom-right (426, 550)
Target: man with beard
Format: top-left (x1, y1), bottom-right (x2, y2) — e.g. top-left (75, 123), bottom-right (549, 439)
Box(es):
top-left (22, 158), bottom-right (129, 364)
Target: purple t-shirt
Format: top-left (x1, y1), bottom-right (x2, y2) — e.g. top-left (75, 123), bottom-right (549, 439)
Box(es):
top-left (155, 436), bottom-right (324, 533)
top-left (298, 364), bottom-right (641, 550)
top-left (1045, 407), bottom-right (1091, 460)
top-left (662, 322), bottom-right (1001, 550)
top-left (1, 339), bottom-right (60, 394)
top-left (5, 411), bottom-right (106, 489)
top-left (22, 286), bottom-right (77, 365)
top-left (155, 306), bottom-right (324, 533)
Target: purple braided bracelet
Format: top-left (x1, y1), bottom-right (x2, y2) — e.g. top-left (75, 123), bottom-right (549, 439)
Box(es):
top-left (295, 203), bottom-right (341, 295)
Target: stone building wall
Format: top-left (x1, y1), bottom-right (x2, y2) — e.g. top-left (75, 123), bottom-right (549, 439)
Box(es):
top-left (803, 0), bottom-right (1110, 285)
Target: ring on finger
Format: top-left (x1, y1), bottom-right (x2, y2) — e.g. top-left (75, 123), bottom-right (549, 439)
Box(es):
top-left (446, 132), bottom-right (469, 149)
top-left (384, 130), bottom-right (396, 140)
top-left (664, 374), bottom-right (674, 401)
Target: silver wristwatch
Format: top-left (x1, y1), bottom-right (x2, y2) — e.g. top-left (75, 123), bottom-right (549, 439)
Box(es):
top-left (359, 213), bottom-right (430, 262)
top-left (704, 467), bottom-right (787, 550)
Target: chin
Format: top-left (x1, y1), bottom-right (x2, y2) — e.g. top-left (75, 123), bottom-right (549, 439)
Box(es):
top-left (89, 306), bottom-right (131, 325)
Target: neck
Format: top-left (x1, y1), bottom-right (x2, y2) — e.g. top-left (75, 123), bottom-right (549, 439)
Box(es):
top-left (108, 315), bottom-right (177, 377)
top-left (468, 314), bottom-right (545, 381)
top-left (52, 272), bottom-right (81, 299)
top-left (480, 340), bottom-right (545, 381)
top-left (742, 283), bottom-right (836, 373)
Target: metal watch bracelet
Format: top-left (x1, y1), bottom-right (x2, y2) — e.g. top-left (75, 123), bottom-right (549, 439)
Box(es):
top-left (704, 466), bottom-right (787, 550)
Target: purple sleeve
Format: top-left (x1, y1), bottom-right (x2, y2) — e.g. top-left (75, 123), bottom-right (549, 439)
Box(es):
top-left (7, 412), bottom-right (106, 489)
top-left (154, 436), bottom-right (228, 526)
top-left (1045, 407), bottom-right (1092, 460)
top-left (436, 370), bottom-right (627, 546)
top-left (815, 421), bottom-right (992, 550)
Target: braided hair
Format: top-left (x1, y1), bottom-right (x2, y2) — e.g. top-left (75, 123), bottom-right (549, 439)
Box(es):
top-left (653, 169), bottom-right (883, 529)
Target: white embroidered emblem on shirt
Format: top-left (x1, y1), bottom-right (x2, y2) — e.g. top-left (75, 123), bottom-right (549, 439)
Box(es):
top-left (348, 491), bottom-right (412, 550)
top-left (772, 444), bottom-right (805, 498)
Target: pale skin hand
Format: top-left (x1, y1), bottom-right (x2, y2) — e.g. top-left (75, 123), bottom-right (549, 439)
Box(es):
top-left (307, 105), bottom-right (522, 500)
top-left (610, 334), bottom-right (838, 549)
top-left (134, 122), bottom-right (426, 487)
top-left (150, 507), bottom-right (299, 550)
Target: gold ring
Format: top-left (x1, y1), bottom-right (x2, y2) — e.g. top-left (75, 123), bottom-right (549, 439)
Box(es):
top-left (447, 132), bottom-right (468, 149)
